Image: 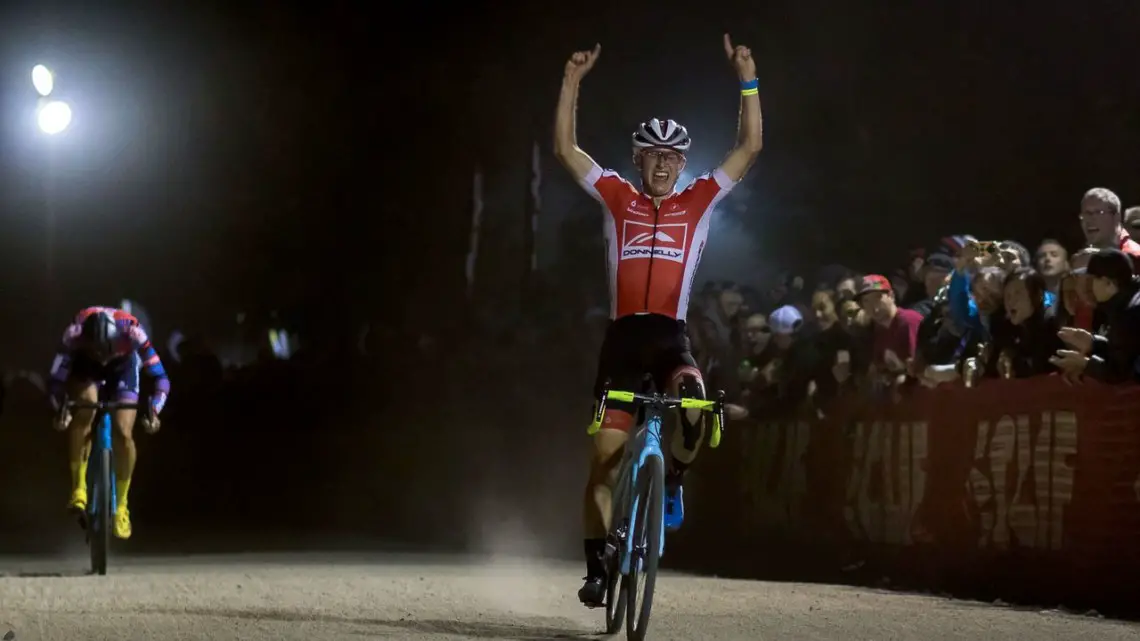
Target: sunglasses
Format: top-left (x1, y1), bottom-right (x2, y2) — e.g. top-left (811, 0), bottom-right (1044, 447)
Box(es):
top-left (746, 326), bottom-right (771, 334)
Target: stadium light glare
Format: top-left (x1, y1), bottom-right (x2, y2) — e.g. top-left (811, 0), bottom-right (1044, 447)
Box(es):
top-left (32, 64), bottom-right (54, 97)
top-left (37, 100), bottom-right (72, 135)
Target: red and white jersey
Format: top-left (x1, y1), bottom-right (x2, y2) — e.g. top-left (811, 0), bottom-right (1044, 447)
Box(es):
top-left (579, 164), bottom-right (736, 320)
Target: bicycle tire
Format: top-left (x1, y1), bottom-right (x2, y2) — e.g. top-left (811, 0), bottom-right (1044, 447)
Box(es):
top-left (624, 454), bottom-right (663, 641)
top-left (90, 448), bottom-right (111, 576)
top-left (604, 547), bottom-right (628, 634)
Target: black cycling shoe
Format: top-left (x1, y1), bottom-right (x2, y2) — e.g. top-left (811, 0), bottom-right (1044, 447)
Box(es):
top-left (577, 576), bottom-right (607, 608)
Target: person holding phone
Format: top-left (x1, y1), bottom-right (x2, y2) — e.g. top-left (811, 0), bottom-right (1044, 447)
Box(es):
top-left (811, 290), bottom-right (857, 403)
top-left (947, 239), bottom-right (1007, 343)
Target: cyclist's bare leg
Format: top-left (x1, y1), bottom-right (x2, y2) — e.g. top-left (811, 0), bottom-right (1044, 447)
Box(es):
top-left (111, 405), bottom-right (138, 513)
top-left (66, 380), bottom-right (98, 504)
top-left (659, 368), bottom-right (705, 531)
top-left (668, 366), bottom-right (707, 479)
top-left (583, 425), bottom-right (629, 539)
top-left (579, 410), bottom-right (633, 603)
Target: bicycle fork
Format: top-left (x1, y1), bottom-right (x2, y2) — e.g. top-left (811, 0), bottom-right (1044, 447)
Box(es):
top-left (607, 460), bottom-right (650, 577)
top-left (603, 459), bottom-right (637, 578)
top-left (86, 414), bottom-right (118, 524)
top-left (605, 416), bottom-right (666, 578)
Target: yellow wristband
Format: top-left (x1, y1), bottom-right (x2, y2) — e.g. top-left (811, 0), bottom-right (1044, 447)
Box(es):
top-left (741, 87), bottom-right (758, 97)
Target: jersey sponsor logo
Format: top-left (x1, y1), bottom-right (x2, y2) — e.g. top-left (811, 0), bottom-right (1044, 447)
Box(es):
top-left (620, 220), bottom-right (688, 263)
top-left (625, 202), bottom-right (651, 216)
top-left (663, 209), bottom-right (688, 218)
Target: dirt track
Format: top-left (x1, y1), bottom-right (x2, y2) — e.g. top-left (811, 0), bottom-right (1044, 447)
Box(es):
top-left (1, 553), bottom-right (1137, 641)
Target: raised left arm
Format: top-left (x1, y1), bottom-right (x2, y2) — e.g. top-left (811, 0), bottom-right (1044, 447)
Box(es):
top-left (718, 33), bottom-right (763, 182)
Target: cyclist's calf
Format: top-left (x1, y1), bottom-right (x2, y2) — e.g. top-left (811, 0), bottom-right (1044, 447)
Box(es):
top-left (110, 405), bottom-right (139, 491)
top-left (111, 407), bottom-right (138, 440)
top-left (583, 413), bottom-right (632, 539)
top-left (65, 381), bottom-right (99, 494)
top-left (668, 366), bottom-right (706, 468)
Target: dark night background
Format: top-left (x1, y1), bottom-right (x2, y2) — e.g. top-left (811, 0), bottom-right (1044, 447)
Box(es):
top-left (0, 0), bottom-right (1137, 565)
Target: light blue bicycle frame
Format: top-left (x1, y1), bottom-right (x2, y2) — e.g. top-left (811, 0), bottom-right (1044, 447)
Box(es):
top-left (610, 409), bottom-right (667, 577)
top-left (87, 410), bottom-right (117, 524)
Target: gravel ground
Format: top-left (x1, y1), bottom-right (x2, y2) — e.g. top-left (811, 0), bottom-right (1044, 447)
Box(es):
top-left (0, 553), bottom-right (1137, 641)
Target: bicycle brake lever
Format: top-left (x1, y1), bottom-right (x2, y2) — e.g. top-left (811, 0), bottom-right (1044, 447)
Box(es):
top-left (715, 390), bottom-right (727, 439)
top-left (587, 381), bottom-right (610, 435)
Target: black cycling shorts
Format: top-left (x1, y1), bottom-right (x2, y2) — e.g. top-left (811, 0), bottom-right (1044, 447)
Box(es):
top-left (69, 351), bottom-right (142, 401)
top-left (591, 314), bottom-right (703, 421)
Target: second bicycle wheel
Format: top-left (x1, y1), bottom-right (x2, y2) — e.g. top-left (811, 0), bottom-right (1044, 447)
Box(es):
top-left (90, 447), bottom-right (112, 576)
top-left (624, 454), bottom-right (663, 641)
top-left (604, 548), bottom-right (627, 634)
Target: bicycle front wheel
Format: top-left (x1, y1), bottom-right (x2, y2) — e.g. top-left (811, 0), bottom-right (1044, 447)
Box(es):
top-left (89, 448), bottom-right (112, 576)
top-left (604, 550), bottom-right (627, 634)
top-left (625, 454), bottom-right (663, 641)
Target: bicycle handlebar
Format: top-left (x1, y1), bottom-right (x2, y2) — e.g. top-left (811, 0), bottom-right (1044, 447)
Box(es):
top-left (586, 385), bottom-right (728, 449)
top-left (604, 390), bottom-right (717, 410)
top-left (57, 400), bottom-right (158, 433)
top-left (65, 401), bottom-right (141, 411)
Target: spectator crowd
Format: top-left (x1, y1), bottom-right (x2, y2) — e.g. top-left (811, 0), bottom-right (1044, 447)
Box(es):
top-left (687, 187), bottom-right (1140, 420)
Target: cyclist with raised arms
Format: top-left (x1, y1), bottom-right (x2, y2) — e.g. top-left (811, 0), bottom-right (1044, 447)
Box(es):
top-left (554, 34), bottom-right (763, 606)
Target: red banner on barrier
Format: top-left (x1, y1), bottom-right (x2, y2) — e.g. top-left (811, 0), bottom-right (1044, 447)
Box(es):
top-left (698, 377), bottom-right (1140, 590)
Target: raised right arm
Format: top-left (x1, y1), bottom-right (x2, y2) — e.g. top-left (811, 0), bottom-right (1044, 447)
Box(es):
top-left (554, 44), bottom-right (602, 182)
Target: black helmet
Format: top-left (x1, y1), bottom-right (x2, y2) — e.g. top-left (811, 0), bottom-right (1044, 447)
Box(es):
top-left (80, 311), bottom-right (118, 362)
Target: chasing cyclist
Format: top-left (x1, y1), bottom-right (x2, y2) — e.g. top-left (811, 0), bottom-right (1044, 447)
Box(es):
top-left (48, 306), bottom-right (171, 540)
top-left (553, 34), bottom-right (763, 605)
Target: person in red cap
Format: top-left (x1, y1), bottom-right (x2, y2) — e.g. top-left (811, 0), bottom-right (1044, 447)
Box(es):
top-left (855, 275), bottom-right (923, 391)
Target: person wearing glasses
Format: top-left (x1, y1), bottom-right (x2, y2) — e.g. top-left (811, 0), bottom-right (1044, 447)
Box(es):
top-left (554, 33), bottom-right (763, 606)
top-left (1079, 187), bottom-right (1140, 266)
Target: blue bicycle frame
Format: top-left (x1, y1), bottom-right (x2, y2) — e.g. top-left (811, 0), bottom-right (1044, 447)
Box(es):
top-left (590, 382), bottom-right (724, 638)
top-left (87, 409), bottom-right (117, 525)
top-left (611, 409), bottom-right (666, 576)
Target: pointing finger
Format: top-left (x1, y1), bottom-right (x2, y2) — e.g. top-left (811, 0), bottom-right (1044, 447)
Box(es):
top-left (592, 43), bottom-right (601, 58)
top-left (723, 33), bottom-right (734, 58)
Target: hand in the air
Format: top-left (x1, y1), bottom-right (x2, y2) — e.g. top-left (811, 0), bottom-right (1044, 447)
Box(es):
top-left (564, 44), bottom-right (601, 82)
top-left (723, 33), bottom-right (757, 80)
top-left (956, 241), bottom-right (980, 271)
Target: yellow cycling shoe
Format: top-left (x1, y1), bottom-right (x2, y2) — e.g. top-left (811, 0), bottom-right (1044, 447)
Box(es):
top-left (113, 507), bottom-right (132, 540)
top-left (67, 487), bottom-right (87, 512)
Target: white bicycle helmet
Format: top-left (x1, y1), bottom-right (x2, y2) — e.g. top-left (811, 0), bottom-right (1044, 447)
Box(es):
top-left (631, 118), bottom-right (691, 152)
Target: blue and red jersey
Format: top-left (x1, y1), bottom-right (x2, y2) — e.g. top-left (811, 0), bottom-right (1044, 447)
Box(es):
top-left (48, 306), bottom-right (171, 413)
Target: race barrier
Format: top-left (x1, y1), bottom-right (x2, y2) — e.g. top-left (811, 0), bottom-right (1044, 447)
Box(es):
top-left (676, 376), bottom-right (1140, 610)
